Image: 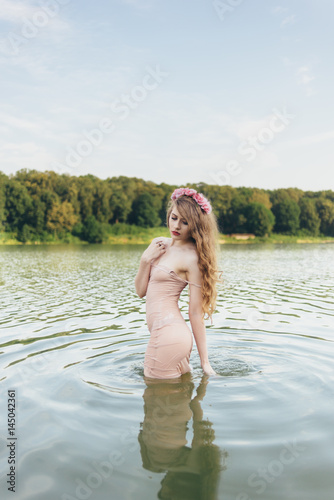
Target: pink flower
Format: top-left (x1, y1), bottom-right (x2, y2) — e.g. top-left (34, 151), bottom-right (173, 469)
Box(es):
top-left (184, 188), bottom-right (197, 197)
top-left (201, 201), bottom-right (212, 214)
top-left (172, 188), bottom-right (185, 199)
top-left (193, 193), bottom-right (204, 204)
top-left (171, 187), bottom-right (212, 214)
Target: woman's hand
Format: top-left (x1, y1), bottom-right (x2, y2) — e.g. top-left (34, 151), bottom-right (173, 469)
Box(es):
top-left (202, 362), bottom-right (217, 376)
top-left (142, 237), bottom-right (168, 263)
top-left (135, 238), bottom-right (169, 298)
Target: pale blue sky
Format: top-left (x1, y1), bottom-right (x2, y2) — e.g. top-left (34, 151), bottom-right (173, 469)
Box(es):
top-left (0, 0), bottom-right (333, 190)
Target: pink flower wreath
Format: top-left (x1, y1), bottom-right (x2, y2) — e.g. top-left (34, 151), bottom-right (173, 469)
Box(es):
top-left (171, 187), bottom-right (212, 214)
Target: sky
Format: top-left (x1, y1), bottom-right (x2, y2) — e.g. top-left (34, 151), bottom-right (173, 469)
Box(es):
top-left (0, 0), bottom-right (333, 191)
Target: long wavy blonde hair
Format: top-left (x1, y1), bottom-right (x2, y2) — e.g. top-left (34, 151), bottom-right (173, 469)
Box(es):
top-left (166, 194), bottom-right (222, 322)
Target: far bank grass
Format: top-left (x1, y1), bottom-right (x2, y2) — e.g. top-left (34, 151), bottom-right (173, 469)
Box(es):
top-left (220, 234), bottom-right (334, 245)
top-left (1, 226), bottom-right (334, 246)
top-left (106, 229), bottom-right (334, 245)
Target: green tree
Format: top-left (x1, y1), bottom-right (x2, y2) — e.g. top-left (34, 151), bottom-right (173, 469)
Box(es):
top-left (299, 198), bottom-right (320, 235)
top-left (269, 188), bottom-right (304, 206)
top-left (316, 198), bottom-right (334, 236)
top-left (107, 176), bottom-right (139, 223)
top-left (71, 222), bottom-right (84, 239)
top-left (129, 192), bottom-right (161, 228)
top-left (40, 190), bottom-right (59, 233)
top-left (223, 191), bottom-right (248, 233)
top-left (272, 198), bottom-right (301, 234)
top-left (4, 168), bottom-right (334, 241)
top-left (5, 179), bottom-right (33, 232)
top-left (249, 188), bottom-right (272, 210)
top-left (108, 189), bottom-right (130, 223)
top-left (30, 198), bottom-right (46, 234)
top-left (0, 172), bottom-right (8, 230)
top-left (77, 175), bottom-right (96, 221)
top-left (82, 215), bottom-right (105, 243)
top-left (244, 203), bottom-right (275, 236)
top-left (18, 224), bottom-right (35, 243)
top-left (93, 179), bottom-right (112, 223)
top-left (46, 200), bottom-right (78, 237)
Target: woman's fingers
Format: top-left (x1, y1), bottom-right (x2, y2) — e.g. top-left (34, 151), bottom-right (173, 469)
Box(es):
top-left (148, 238), bottom-right (167, 260)
top-left (155, 240), bottom-right (166, 250)
top-left (202, 363), bottom-right (217, 376)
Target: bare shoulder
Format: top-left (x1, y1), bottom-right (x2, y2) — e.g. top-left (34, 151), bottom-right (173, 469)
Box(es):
top-left (182, 241), bottom-right (199, 267)
top-left (185, 246), bottom-right (202, 285)
top-left (185, 242), bottom-right (199, 265)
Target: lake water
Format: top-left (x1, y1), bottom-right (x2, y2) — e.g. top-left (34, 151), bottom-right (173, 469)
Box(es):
top-left (0, 243), bottom-right (333, 500)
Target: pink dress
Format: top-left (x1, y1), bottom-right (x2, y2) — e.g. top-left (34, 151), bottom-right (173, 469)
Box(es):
top-left (144, 263), bottom-right (201, 379)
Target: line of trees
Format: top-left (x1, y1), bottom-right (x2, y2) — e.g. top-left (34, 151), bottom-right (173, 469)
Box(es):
top-left (0, 169), bottom-right (333, 243)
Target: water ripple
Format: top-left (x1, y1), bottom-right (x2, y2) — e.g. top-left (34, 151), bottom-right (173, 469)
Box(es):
top-left (0, 244), bottom-right (333, 499)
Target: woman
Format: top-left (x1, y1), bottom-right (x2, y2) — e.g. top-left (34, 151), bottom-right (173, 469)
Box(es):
top-left (135, 187), bottom-right (221, 379)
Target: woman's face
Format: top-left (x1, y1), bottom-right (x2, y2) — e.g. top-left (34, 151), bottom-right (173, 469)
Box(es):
top-left (169, 206), bottom-right (191, 242)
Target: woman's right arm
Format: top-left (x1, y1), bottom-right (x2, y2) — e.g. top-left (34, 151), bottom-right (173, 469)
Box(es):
top-left (134, 238), bottom-right (167, 298)
top-left (134, 256), bottom-right (152, 298)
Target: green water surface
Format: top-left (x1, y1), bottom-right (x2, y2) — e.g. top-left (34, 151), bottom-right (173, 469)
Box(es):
top-left (0, 243), bottom-right (333, 500)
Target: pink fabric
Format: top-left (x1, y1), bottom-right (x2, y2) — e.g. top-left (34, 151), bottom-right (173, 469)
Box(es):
top-left (144, 263), bottom-right (201, 379)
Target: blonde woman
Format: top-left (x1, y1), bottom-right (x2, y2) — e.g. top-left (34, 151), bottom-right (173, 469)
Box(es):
top-left (135, 187), bottom-right (221, 379)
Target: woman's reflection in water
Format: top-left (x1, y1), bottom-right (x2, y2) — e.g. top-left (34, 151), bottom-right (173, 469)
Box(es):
top-left (138, 373), bottom-right (227, 500)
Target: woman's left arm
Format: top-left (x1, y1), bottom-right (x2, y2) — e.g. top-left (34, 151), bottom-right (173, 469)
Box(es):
top-left (187, 262), bottom-right (216, 376)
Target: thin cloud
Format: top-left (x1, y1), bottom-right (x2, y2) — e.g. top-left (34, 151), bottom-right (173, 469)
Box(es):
top-left (296, 65), bottom-right (316, 96)
top-left (296, 66), bottom-right (314, 85)
top-left (284, 130), bottom-right (334, 148)
top-left (272, 6), bottom-right (289, 15)
top-left (280, 57), bottom-right (317, 97)
top-left (303, 130), bottom-right (334, 145)
top-left (229, 115), bottom-right (276, 142)
top-left (281, 56), bottom-right (293, 67)
top-left (272, 6), bottom-right (296, 28)
top-left (0, 0), bottom-right (71, 47)
top-left (0, 141), bottom-right (56, 173)
top-left (281, 15), bottom-right (296, 26)
top-left (0, 112), bottom-right (42, 132)
top-left (120, 0), bottom-right (156, 10)
top-left (0, 0), bottom-right (36, 23)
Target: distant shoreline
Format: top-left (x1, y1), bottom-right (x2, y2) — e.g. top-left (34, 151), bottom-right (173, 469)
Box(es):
top-left (1, 231), bottom-right (334, 246)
